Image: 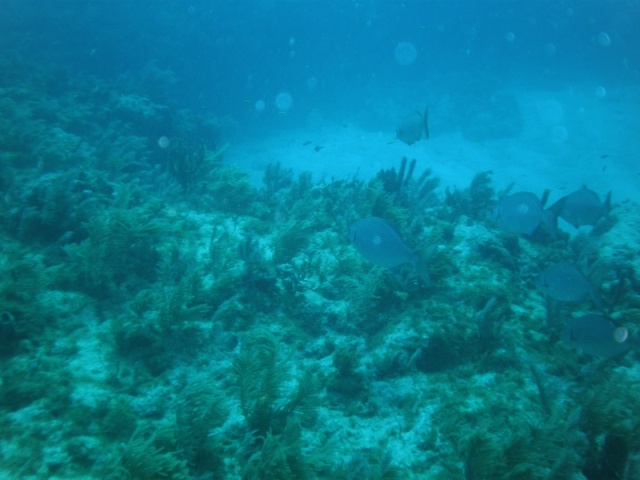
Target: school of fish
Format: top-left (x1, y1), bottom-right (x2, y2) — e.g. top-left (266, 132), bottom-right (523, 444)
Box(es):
top-left (348, 177), bottom-right (638, 361)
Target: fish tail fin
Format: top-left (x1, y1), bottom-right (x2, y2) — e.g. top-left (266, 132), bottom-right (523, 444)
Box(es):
top-left (423, 105), bottom-right (429, 139)
top-left (543, 195), bottom-right (569, 239)
top-left (604, 191), bottom-right (612, 214)
top-left (588, 288), bottom-right (606, 312)
top-left (547, 196), bottom-right (566, 218)
top-left (542, 209), bottom-right (558, 240)
top-left (631, 332), bottom-right (640, 351)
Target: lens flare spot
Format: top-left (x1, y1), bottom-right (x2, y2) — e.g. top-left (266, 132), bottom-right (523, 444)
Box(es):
top-left (275, 92), bottom-right (293, 112)
top-left (394, 42), bottom-right (417, 66)
top-left (158, 136), bottom-right (170, 149)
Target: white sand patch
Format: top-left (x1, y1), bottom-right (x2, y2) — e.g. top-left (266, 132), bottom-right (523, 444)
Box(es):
top-left (227, 85), bottom-right (640, 206)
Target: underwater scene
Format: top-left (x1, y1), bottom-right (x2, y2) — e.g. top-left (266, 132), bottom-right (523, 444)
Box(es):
top-left (1, 1), bottom-right (640, 479)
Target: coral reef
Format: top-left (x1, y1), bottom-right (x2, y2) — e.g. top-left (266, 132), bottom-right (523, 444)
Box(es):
top-left (1, 57), bottom-right (639, 480)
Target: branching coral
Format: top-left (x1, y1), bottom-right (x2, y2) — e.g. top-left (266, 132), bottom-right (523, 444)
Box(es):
top-left (445, 170), bottom-right (495, 222)
top-left (167, 139), bottom-right (207, 191)
top-left (166, 140), bottom-right (230, 193)
top-left (106, 424), bottom-right (190, 480)
top-left (263, 161), bottom-right (294, 196)
top-left (175, 377), bottom-right (228, 476)
top-left (234, 331), bottom-right (320, 437)
top-left (63, 206), bottom-right (167, 298)
top-left (241, 418), bottom-right (325, 480)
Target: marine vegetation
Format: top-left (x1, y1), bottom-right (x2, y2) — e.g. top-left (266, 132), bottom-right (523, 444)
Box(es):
top-left (234, 332), bottom-right (320, 437)
top-left (1, 56), bottom-right (640, 480)
top-left (106, 425), bottom-right (190, 480)
top-left (444, 170), bottom-right (495, 222)
top-left (166, 139), bottom-right (230, 192)
top-left (175, 377), bottom-right (228, 476)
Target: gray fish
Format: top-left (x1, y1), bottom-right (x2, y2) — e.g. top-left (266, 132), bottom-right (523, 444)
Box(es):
top-left (493, 192), bottom-right (556, 237)
top-left (396, 106), bottom-right (429, 145)
top-left (548, 187), bottom-right (611, 228)
top-left (535, 262), bottom-right (603, 309)
top-left (349, 216), bottom-right (430, 284)
top-left (565, 314), bottom-right (639, 358)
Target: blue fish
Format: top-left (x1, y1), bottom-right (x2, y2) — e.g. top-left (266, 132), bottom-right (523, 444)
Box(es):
top-left (493, 191), bottom-right (556, 238)
top-left (396, 106), bottom-right (429, 145)
top-left (348, 216), bottom-right (430, 284)
top-left (564, 314), bottom-right (639, 358)
top-left (548, 187), bottom-right (611, 228)
top-left (535, 262), bottom-right (604, 309)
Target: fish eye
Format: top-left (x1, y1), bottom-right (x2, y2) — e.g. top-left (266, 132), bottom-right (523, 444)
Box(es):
top-left (613, 326), bottom-right (629, 343)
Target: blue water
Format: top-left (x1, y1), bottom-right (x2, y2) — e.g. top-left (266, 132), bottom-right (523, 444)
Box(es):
top-left (4, 1), bottom-right (637, 121)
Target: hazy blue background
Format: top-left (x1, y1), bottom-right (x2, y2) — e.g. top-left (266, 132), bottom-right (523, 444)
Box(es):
top-left (2, 0), bottom-right (638, 125)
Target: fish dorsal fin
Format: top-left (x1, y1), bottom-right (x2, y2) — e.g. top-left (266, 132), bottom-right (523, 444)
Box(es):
top-left (541, 209), bottom-right (558, 240)
top-left (587, 287), bottom-right (606, 312)
top-left (603, 191), bottom-right (612, 213)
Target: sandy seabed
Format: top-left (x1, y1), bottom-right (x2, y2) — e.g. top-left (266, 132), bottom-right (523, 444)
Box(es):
top-left (228, 84), bottom-right (640, 213)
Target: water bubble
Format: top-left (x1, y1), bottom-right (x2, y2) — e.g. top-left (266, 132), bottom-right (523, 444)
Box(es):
top-left (597, 32), bottom-right (611, 47)
top-left (551, 125), bottom-right (568, 143)
top-left (394, 41), bottom-right (417, 66)
top-left (595, 86), bottom-right (606, 98)
top-left (255, 100), bottom-right (266, 112)
top-left (275, 91), bottom-right (293, 111)
top-left (505, 32), bottom-right (515, 43)
top-left (537, 99), bottom-right (564, 126)
top-left (307, 76), bottom-right (318, 91)
top-left (158, 136), bottom-right (170, 149)
top-left (544, 43), bottom-right (556, 56)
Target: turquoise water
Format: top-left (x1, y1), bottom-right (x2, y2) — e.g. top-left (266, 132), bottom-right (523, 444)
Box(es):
top-left (1, 2), bottom-right (639, 479)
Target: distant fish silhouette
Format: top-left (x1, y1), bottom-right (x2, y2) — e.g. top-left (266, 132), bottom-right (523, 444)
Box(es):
top-left (396, 106), bottom-right (429, 145)
top-left (548, 187), bottom-right (611, 228)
